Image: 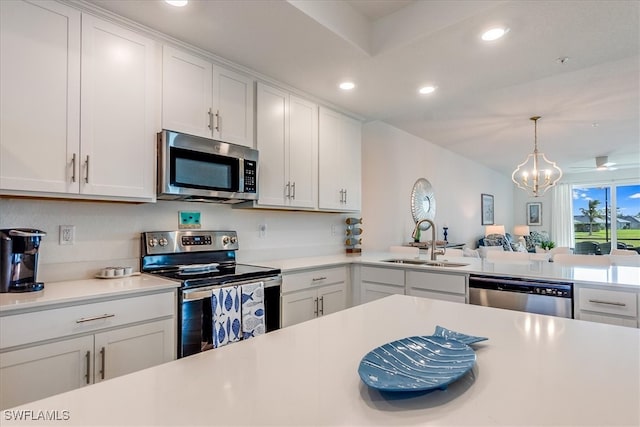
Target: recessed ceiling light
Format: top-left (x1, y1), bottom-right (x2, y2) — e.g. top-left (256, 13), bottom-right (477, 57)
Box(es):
top-left (339, 82), bottom-right (355, 90)
top-left (165, 0), bottom-right (188, 7)
top-left (418, 86), bottom-right (437, 95)
top-left (481, 27), bottom-right (509, 41)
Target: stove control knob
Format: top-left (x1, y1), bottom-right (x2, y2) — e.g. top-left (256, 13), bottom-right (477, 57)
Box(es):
top-left (222, 236), bottom-right (230, 245)
top-left (148, 238), bottom-right (158, 247)
top-left (230, 236), bottom-right (237, 244)
top-left (158, 238), bottom-right (168, 247)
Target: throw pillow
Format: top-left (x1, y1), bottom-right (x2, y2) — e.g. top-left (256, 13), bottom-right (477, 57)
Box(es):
top-left (484, 234), bottom-right (513, 251)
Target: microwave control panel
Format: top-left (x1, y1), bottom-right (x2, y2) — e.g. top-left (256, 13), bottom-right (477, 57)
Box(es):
top-left (243, 160), bottom-right (257, 193)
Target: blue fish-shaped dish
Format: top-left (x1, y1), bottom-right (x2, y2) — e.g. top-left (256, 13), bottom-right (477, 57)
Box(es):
top-left (358, 335), bottom-right (476, 392)
top-left (432, 325), bottom-right (488, 345)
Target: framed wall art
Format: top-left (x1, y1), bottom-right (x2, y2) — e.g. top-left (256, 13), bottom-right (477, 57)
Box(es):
top-left (527, 202), bottom-right (542, 226)
top-left (481, 193), bottom-right (494, 225)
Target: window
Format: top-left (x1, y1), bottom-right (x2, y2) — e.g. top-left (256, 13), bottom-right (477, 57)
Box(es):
top-left (572, 183), bottom-right (640, 254)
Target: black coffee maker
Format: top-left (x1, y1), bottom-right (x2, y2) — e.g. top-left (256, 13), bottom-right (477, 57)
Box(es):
top-left (0, 229), bottom-right (46, 293)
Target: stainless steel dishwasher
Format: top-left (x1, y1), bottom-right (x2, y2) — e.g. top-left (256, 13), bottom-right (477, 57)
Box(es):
top-left (469, 274), bottom-right (573, 318)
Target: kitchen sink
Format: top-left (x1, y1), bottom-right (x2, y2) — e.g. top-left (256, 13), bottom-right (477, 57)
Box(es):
top-left (381, 259), bottom-right (469, 268)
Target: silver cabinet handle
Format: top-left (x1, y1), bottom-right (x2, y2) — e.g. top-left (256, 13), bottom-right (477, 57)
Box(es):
top-left (344, 189), bottom-right (347, 203)
top-left (99, 347), bottom-right (106, 380)
top-left (319, 295), bottom-right (324, 315)
top-left (71, 153), bottom-right (77, 183)
top-left (588, 299), bottom-right (626, 307)
top-left (76, 313), bottom-right (115, 323)
top-left (207, 108), bottom-right (213, 130)
top-left (85, 351), bottom-right (91, 384)
top-left (285, 181), bottom-right (291, 198)
top-left (291, 182), bottom-right (296, 199)
top-left (313, 297), bottom-right (318, 316)
top-left (215, 109), bottom-right (220, 131)
top-left (84, 155), bottom-right (90, 183)
top-left (312, 277), bottom-right (327, 282)
top-left (339, 189), bottom-right (344, 203)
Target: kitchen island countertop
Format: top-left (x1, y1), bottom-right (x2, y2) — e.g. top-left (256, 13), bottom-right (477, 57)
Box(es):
top-left (3, 294), bottom-right (638, 426)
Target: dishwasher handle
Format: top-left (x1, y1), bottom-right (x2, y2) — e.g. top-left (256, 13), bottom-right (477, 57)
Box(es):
top-left (469, 275), bottom-right (573, 297)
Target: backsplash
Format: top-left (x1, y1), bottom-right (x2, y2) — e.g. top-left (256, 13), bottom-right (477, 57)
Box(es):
top-left (0, 199), bottom-right (347, 282)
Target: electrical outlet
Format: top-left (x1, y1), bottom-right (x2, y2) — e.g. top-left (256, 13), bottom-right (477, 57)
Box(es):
top-left (59, 225), bottom-right (75, 245)
top-left (258, 223), bottom-right (267, 238)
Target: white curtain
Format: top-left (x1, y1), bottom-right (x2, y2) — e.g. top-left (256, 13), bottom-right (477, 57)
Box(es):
top-left (551, 183), bottom-right (574, 247)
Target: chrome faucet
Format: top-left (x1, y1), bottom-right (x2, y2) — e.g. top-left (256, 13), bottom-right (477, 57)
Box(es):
top-left (411, 219), bottom-right (445, 261)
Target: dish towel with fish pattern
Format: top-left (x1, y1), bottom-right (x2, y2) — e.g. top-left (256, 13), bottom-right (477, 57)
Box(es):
top-left (211, 285), bottom-right (241, 348)
top-left (241, 282), bottom-right (265, 339)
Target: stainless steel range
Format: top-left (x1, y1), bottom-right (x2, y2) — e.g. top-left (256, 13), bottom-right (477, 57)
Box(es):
top-left (141, 230), bottom-right (281, 358)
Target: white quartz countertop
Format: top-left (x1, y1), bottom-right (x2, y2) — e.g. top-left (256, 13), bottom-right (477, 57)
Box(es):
top-left (4, 294), bottom-right (638, 426)
top-left (260, 251), bottom-right (640, 290)
top-left (0, 275), bottom-right (179, 314)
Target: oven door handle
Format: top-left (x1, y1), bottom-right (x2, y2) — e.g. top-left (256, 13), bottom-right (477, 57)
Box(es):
top-left (182, 289), bottom-right (214, 301)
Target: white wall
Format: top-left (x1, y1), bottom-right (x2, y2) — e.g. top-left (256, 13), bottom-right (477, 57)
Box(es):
top-left (0, 199), bottom-right (346, 282)
top-left (361, 121), bottom-right (514, 250)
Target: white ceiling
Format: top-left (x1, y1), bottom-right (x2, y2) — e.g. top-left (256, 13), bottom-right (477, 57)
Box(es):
top-left (85, 0), bottom-right (640, 178)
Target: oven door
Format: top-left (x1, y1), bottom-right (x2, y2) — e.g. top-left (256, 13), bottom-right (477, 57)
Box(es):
top-left (179, 275), bottom-right (281, 358)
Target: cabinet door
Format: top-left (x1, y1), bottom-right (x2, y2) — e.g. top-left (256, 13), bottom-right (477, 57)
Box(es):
top-left (93, 319), bottom-right (175, 383)
top-left (281, 288), bottom-right (317, 328)
top-left (318, 107), bottom-right (343, 210)
top-left (341, 115), bottom-right (362, 211)
top-left (318, 283), bottom-right (347, 316)
top-left (360, 282), bottom-right (404, 304)
top-left (80, 15), bottom-right (157, 199)
top-left (0, 335), bottom-right (93, 410)
top-left (256, 83), bottom-right (288, 206)
top-left (212, 66), bottom-right (254, 147)
top-left (162, 46), bottom-right (213, 138)
top-left (318, 107), bottom-right (362, 211)
top-left (288, 95), bottom-right (318, 208)
top-left (0, 0), bottom-right (80, 194)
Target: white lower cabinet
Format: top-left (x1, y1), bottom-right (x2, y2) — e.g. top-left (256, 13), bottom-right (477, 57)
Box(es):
top-left (0, 292), bottom-right (176, 409)
top-left (575, 286), bottom-right (638, 328)
top-left (281, 266), bottom-right (348, 327)
top-left (360, 266), bottom-right (405, 304)
top-left (405, 270), bottom-right (467, 303)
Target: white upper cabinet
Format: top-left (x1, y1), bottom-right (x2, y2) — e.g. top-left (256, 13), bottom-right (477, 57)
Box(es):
top-left (0, 0), bottom-right (81, 194)
top-left (80, 15), bottom-right (156, 200)
top-left (0, 1), bottom-right (157, 201)
top-left (318, 107), bottom-right (362, 211)
top-left (255, 83), bottom-right (317, 209)
top-left (162, 46), bottom-right (254, 147)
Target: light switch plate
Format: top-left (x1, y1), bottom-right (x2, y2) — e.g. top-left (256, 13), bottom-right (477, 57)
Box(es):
top-left (179, 211), bottom-right (201, 229)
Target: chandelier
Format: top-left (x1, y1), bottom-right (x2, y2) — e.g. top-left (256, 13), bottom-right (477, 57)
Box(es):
top-left (511, 116), bottom-right (562, 197)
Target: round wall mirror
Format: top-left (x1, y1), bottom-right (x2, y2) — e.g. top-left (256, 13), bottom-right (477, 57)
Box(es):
top-left (411, 178), bottom-right (436, 230)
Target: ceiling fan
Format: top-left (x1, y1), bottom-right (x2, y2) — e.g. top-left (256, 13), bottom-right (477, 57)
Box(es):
top-left (569, 156), bottom-right (623, 172)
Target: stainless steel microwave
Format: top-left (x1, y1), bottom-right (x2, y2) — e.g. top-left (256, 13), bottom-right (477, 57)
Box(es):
top-left (157, 130), bottom-right (258, 203)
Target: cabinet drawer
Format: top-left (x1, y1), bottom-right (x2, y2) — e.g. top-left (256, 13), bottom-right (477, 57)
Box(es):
top-left (406, 271), bottom-right (466, 295)
top-left (578, 288), bottom-right (637, 318)
top-left (1, 292), bottom-right (175, 349)
top-left (361, 266), bottom-right (404, 286)
top-left (282, 266), bottom-right (346, 293)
